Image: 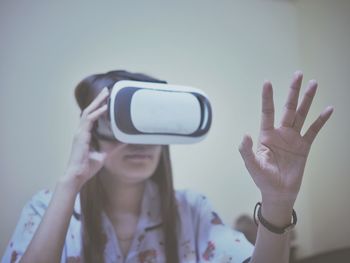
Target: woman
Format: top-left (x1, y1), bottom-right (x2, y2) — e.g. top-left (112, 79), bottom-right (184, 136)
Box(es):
top-left (2, 70), bottom-right (333, 263)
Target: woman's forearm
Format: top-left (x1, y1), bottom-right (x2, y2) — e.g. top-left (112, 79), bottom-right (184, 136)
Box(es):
top-left (249, 199), bottom-right (294, 263)
top-left (19, 176), bottom-right (80, 263)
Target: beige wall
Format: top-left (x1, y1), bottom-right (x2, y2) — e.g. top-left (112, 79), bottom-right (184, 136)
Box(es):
top-left (294, 0), bottom-right (350, 257)
top-left (0, 0), bottom-right (348, 259)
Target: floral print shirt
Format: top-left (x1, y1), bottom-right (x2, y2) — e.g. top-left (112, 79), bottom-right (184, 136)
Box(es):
top-left (2, 180), bottom-right (253, 263)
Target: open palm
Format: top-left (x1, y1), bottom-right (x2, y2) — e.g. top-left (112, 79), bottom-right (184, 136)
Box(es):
top-left (239, 72), bottom-right (333, 203)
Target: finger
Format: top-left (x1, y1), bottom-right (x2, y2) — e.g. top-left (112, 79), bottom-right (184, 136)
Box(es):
top-left (82, 87), bottom-right (109, 116)
top-left (239, 134), bottom-right (260, 176)
top-left (88, 151), bottom-right (107, 175)
top-left (79, 104), bottom-right (108, 133)
top-left (87, 104), bottom-right (108, 122)
top-left (89, 151), bottom-right (107, 163)
top-left (80, 104), bottom-right (108, 131)
top-left (303, 106), bottom-right (334, 145)
top-left (280, 71), bottom-right (303, 127)
top-left (260, 81), bottom-right (275, 131)
top-left (293, 80), bottom-right (317, 132)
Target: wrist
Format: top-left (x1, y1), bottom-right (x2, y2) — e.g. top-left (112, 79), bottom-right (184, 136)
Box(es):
top-left (254, 202), bottom-right (297, 234)
top-left (261, 196), bottom-right (295, 227)
top-left (57, 174), bottom-right (83, 196)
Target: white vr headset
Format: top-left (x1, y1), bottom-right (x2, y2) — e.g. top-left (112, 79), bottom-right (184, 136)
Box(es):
top-left (95, 80), bottom-right (212, 145)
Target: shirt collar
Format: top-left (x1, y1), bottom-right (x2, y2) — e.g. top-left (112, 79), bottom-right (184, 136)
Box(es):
top-left (100, 179), bottom-right (162, 229)
top-left (138, 179), bottom-right (162, 229)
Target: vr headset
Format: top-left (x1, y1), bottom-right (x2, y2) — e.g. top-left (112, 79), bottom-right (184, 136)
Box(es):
top-left (95, 80), bottom-right (212, 145)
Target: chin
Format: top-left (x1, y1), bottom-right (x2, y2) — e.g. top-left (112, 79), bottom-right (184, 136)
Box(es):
top-left (106, 162), bottom-right (157, 183)
top-left (118, 170), bottom-right (155, 184)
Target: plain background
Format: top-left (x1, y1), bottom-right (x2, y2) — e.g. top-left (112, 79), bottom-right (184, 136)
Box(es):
top-left (1, 0), bottom-right (349, 259)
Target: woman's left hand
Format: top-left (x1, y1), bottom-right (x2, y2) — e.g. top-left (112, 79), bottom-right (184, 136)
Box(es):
top-left (239, 71), bottom-right (333, 216)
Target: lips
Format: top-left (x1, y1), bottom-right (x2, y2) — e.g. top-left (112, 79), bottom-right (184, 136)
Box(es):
top-left (124, 153), bottom-right (153, 161)
top-left (123, 145), bottom-right (159, 161)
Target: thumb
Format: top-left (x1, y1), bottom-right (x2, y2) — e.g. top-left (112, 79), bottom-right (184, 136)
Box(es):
top-left (238, 134), bottom-right (259, 176)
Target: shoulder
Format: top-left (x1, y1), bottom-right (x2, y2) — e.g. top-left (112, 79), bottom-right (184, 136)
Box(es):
top-left (175, 188), bottom-right (208, 209)
top-left (175, 190), bottom-right (254, 262)
top-left (175, 188), bottom-right (216, 222)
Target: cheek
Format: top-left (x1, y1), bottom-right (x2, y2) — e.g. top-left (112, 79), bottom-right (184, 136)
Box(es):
top-left (98, 140), bottom-right (124, 153)
top-left (103, 146), bottom-right (124, 167)
top-left (103, 153), bottom-right (127, 177)
top-left (98, 141), bottom-right (125, 169)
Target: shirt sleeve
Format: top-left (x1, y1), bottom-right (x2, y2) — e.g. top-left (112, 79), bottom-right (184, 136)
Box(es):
top-left (192, 193), bottom-right (254, 263)
top-left (1, 190), bottom-right (59, 263)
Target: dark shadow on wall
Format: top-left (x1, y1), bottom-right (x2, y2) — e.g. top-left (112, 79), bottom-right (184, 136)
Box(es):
top-left (296, 247), bottom-right (350, 263)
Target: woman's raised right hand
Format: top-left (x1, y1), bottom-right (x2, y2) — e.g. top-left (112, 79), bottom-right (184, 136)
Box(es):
top-left (62, 87), bottom-right (109, 192)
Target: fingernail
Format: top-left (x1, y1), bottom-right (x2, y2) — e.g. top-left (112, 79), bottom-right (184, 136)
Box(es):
top-left (294, 70), bottom-right (303, 78)
top-left (309, 80), bottom-right (318, 88)
top-left (326, 105), bottom-right (334, 112)
top-left (321, 106), bottom-right (334, 118)
top-left (309, 79), bottom-right (317, 84)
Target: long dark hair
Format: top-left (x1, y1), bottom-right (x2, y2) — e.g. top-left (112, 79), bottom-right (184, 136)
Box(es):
top-left (74, 70), bottom-right (179, 263)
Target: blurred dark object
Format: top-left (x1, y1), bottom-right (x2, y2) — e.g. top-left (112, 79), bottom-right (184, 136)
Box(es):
top-left (234, 215), bottom-right (350, 263)
top-left (234, 214), bottom-right (258, 245)
top-left (295, 247), bottom-right (350, 263)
